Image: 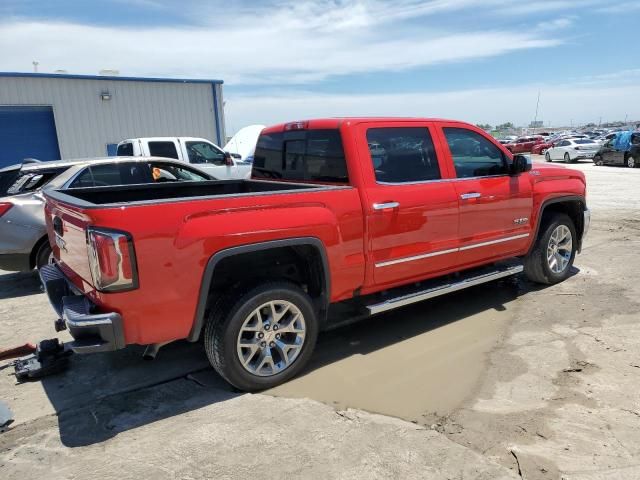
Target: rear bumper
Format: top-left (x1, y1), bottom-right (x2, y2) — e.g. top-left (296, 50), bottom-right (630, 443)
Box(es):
top-left (39, 264), bottom-right (126, 354)
top-left (0, 253), bottom-right (31, 272)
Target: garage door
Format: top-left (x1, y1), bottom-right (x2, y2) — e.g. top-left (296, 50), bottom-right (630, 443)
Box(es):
top-left (0, 106), bottom-right (61, 167)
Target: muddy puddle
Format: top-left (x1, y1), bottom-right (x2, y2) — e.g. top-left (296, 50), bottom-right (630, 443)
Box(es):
top-left (268, 282), bottom-right (519, 423)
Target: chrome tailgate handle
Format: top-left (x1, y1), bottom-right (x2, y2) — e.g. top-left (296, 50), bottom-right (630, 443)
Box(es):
top-left (460, 192), bottom-right (481, 200)
top-left (373, 201), bottom-right (400, 210)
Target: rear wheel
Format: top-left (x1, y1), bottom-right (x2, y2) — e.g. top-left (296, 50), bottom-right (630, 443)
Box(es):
top-left (204, 281), bottom-right (318, 392)
top-left (627, 155), bottom-right (637, 168)
top-left (564, 152), bottom-right (571, 163)
top-left (545, 152), bottom-right (552, 162)
top-left (524, 213), bottom-right (577, 285)
top-left (35, 242), bottom-right (53, 270)
top-left (594, 155), bottom-right (603, 166)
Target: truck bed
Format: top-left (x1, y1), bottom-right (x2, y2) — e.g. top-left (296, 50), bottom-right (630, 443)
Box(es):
top-left (47, 179), bottom-right (329, 207)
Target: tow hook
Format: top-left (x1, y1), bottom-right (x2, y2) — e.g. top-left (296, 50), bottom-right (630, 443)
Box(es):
top-left (54, 318), bottom-right (67, 332)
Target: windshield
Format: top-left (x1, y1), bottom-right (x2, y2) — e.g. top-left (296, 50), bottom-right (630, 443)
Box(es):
top-left (575, 139), bottom-right (596, 144)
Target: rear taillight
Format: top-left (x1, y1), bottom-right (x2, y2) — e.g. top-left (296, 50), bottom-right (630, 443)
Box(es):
top-left (87, 227), bottom-right (138, 292)
top-left (0, 202), bottom-right (13, 217)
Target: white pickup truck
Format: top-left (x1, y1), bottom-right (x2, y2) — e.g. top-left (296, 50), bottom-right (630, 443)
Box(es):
top-left (116, 137), bottom-right (251, 180)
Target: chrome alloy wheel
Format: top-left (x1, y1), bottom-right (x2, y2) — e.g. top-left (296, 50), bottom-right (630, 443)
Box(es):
top-left (236, 300), bottom-right (306, 377)
top-left (547, 225), bottom-right (573, 274)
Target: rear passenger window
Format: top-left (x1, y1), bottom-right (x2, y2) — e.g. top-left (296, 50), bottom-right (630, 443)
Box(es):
top-left (366, 127), bottom-right (441, 183)
top-left (253, 129), bottom-right (348, 183)
top-left (443, 128), bottom-right (508, 178)
top-left (148, 141), bottom-right (179, 159)
top-left (69, 163), bottom-right (151, 188)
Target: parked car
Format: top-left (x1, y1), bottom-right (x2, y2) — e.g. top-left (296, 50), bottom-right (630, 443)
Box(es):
top-left (40, 118), bottom-right (589, 392)
top-left (545, 139), bottom-right (600, 163)
top-left (117, 137), bottom-right (251, 180)
top-left (0, 159), bottom-right (96, 271)
top-left (531, 140), bottom-right (555, 155)
top-left (504, 136), bottom-right (545, 153)
top-left (0, 157), bottom-right (211, 272)
top-left (0, 164), bottom-right (23, 197)
top-left (593, 132), bottom-right (640, 167)
top-left (223, 125), bottom-right (265, 163)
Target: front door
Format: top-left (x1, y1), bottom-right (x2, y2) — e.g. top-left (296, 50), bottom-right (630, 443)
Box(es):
top-left (358, 122), bottom-right (460, 288)
top-left (437, 125), bottom-right (533, 267)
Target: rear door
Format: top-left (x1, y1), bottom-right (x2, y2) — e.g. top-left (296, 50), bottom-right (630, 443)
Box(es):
top-left (436, 124), bottom-right (533, 268)
top-left (356, 121), bottom-right (459, 287)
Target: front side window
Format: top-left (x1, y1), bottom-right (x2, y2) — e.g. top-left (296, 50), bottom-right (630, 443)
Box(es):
top-left (116, 143), bottom-right (133, 156)
top-left (148, 141), bottom-right (179, 159)
top-left (185, 141), bottom-right (226, 165)
top-left (443, 127), bottom-right (507, 178)
top-left (365, 127), bottom-right (441, 183)
top-left (149, 162), bottom-right (210, 182)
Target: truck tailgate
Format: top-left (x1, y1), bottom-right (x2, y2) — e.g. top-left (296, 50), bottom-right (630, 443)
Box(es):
top-left (45, 195), bottom-right (95, 290)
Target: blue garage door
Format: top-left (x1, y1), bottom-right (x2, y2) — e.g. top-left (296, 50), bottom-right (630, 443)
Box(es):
top-left (0, 106), bottom-right (61, 167)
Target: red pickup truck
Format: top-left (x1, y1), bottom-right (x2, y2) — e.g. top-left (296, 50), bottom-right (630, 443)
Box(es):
top-left (41, 118), bottom-right (589, 391)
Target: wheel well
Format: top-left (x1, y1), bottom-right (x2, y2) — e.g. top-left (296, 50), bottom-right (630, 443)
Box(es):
top-left (29, 235), bottom-right (49, 269)
top-left (191, 242), bottom-right (329, 341)
top-left (540, 200), bottom-right (585, 247)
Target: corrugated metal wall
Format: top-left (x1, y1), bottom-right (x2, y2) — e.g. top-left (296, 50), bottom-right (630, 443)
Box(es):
top-left (0, 76), bottom-right (224, 159)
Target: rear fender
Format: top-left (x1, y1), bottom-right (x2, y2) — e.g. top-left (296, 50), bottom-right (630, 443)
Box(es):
top-left (187, 237), bottom-right (330, 341)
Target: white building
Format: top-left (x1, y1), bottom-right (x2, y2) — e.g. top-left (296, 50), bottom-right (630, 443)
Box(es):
top-left (0, 72), bottom-right (225, 167)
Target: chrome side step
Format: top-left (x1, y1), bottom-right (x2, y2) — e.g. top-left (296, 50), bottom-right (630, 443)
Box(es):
top-left (366, 264), bottom-right (523, 315)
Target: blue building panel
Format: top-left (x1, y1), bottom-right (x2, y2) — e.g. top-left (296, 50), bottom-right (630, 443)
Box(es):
top-left (0, 106), bottom-right (61, 166)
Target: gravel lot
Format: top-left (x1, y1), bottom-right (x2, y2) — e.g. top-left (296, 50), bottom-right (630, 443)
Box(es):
top-left (1, 157), bottom-right (639, 479)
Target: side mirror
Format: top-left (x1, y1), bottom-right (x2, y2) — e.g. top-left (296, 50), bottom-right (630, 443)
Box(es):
top-left (229, 152), bottom-right (242, 159)
top-left (223, 152), bottom-right (234, 166)
top-left (510, 154), bottom-right (532, 175)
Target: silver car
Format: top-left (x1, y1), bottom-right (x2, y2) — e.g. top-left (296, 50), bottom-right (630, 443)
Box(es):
top-left (0, 157), bottom-right (212, 271)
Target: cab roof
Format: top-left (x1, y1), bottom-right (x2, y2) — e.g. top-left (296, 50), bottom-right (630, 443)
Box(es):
top-left (261, 117), bottom-right (471, 134)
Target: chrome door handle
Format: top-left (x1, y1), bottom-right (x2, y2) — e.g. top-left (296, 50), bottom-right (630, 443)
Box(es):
top-left (460, 192), bottom-right (481, 200)
top-left (373, 201), bottom-right (400, 210)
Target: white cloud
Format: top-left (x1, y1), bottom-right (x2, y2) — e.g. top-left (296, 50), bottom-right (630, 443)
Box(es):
top-left (225, 80), bottom-right (640, 131)
top-left (0, 1), bottom-right (565, 85)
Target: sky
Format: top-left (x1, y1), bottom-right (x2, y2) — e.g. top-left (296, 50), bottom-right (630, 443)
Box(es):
top-left (1, 0), bottom-right (639, 133)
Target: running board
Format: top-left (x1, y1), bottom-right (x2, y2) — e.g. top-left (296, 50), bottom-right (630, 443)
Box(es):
top-left (366, 264), bottom-right (523, 315)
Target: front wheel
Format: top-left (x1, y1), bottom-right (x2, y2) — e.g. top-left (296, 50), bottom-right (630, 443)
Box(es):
top-left (627, 155), bottom-right (637, 168)
top-left (545, 151), bottom-right (552, 162)
top-left (594, 155), bottom-right (603, 166)
top-left (524, 213), bottom-right (577, 285)
top-left (204, 281), bottom-right (319, 392)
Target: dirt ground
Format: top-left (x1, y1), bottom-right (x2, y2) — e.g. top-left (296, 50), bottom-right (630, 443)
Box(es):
top-left (1, 158), bottom-right (639, 479)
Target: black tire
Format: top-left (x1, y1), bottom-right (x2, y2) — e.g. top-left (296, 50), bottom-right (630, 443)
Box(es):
top-left (35, 241), bottom-right (53, 270)
top-left (204, 281), bottom-right (319, 392)
top-left (594, 155), bottom-right (603, 166)
top-left (545, 151), bottom-right (552, 162)
top-left (627, 155), bottom-right (637, 168)
top-left (564, 152), bottom-right (572, 163)
top-left (524, 213), bottom-right (577, 285)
